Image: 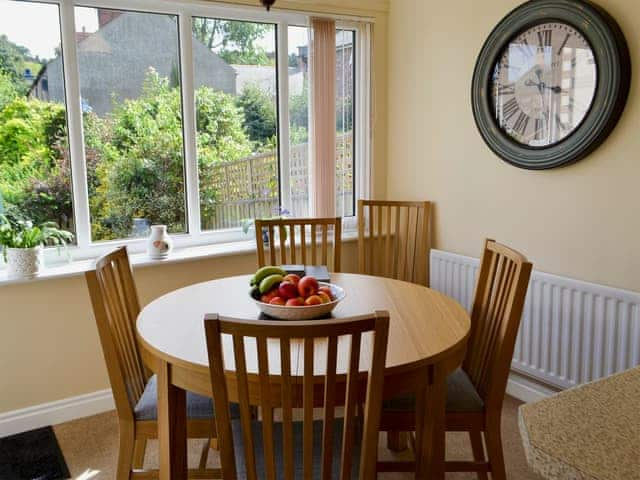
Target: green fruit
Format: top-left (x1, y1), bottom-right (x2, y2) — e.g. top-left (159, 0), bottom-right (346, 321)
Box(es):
top-left (259, 274), bottom-right (284, 294)
top-left (249, 285), bottom-right (260, 299)
top-left (252, 266), bottom-right (286, 285)
top-left (249, 276), bottom-right (257, 286)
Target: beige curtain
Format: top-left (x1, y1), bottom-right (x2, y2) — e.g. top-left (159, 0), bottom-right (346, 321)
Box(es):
top-left (309, 18), bottom-right (337, 217)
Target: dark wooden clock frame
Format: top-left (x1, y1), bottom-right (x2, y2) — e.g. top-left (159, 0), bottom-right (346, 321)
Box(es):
top-left (471, 0), bottom-right (631, 170)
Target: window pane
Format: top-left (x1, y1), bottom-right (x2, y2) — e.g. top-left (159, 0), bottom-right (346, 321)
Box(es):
top-left (336, 29), bottom-right (355, 217)
top-left (75, 7), bottom-right (187, 241)
top-left (0, 1), bottom-right (75, 235)
top-left (193, 17), bottom-right (278, 231)
top-left (288, 26), bottom-right (310, 217)
top-left (286, 26), bottom-right (356, 218)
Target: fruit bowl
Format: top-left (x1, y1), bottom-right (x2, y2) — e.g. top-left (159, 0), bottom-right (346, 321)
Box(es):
top-left (251, 282), bottom-right (345, 320)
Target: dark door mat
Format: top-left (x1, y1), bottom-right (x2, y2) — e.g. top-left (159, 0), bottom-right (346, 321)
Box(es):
top-left (0, 426), bottom-right (70, 480)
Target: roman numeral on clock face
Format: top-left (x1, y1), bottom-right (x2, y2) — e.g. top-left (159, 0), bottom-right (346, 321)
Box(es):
top-left (557, 33), bottom-right (571, 55)
top-left (512, 112), bottom-right (530, 136)
top-left (502, 98), bottom-right (520, 122)
top-left (537, 29), bottom-right (552, 50)
top-left (534, 118), bottom-right (544, 140)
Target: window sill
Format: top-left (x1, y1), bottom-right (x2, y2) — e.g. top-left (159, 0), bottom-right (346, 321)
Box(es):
top-left (0, 231), bottom-right (358, 287)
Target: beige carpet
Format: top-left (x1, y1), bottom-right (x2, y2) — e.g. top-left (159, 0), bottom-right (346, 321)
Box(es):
top-left (53, 395), bottom-right (541, 479)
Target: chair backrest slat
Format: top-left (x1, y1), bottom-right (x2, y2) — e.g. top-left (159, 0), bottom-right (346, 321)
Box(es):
top-left (321, 335), bottom-right (338, 479)
top-left (255, 218), bottom-right (342, 272)
top-left (232, 333), bottom-right (258, 480)
top-left (464, 239), bottom-right (533, 410)
top-left (358, 200), bottom-right (431, 285)
top-left (303, 336), bottom-right (315, 480)
top-left (279, 337), bottom-right (295, 479)
top-left (204, 313), bottom-right (390, 480)
top-left (340, 330), bottom-right (362, 480)
top-left (85, 247), bottom-right (146, 419)
top-left (257, 335), bottom-right (277, 480)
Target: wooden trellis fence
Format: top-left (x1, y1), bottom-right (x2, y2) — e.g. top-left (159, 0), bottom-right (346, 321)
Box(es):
top-left (203, 133), bottom-right (353, 230)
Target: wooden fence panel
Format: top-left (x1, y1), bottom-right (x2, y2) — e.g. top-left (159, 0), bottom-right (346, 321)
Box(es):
top-left (203, 133), bottom-right (353, 231)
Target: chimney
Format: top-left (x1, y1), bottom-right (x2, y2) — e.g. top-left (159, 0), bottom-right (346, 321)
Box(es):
top-left (98, 9), bottom-right (122, 28)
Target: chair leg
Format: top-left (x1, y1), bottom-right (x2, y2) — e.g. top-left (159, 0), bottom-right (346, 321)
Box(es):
top-left (117, 422), bottom-right (135, 480)
top-left (485, 418), bottom-right (506, 480)
top-left (469, 430), bottom-right (488, 480)
top-left (387, 431), bottom-right (409, 452)
top-left (132, 438), bottom-right (146, 470)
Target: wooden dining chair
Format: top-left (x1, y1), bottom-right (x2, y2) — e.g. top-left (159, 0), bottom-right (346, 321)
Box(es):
top-left (357, 200), bottom-right (432, 285)
top-left (203, 312), bottom-right (390, 479)
top-left (378, 239), bottom-right (532, 479)
top-left (255, 217), bottom-right (342, 272)
top-left (85, 247), bottom-right (220, 479)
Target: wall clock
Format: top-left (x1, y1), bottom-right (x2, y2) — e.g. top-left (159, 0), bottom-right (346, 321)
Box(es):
top-left (472, 0), bottom-right (631, 169)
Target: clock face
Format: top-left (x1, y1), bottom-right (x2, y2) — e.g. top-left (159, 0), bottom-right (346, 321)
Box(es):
top-left (492, 22), bottom-right (597, 147)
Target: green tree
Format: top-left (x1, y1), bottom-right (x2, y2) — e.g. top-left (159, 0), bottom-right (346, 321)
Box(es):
top-left (192, 19), bottom-right (272, 65)
top-left (0, 72), bottom-right (18, 111)
top-left (289, 82), bottom-right (309, 144)
top-left (0, 95), bottom-right (72, 228)
top-left (0, 34), bottom-right (38, 94)
top-left (86, 69), bottom-right (252, 239)
top-left (236, 84), bottom-right (276, 148)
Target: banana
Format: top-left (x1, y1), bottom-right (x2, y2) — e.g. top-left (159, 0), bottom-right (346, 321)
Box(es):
top-left (249, 285), bottom-right (260, 299)
top-left (259, 274), bottom-right (284, 294)
top-left (251, 266), bottom-right (286, 286)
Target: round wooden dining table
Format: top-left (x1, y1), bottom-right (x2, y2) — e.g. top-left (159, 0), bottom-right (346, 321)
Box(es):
top-left (136, 273), bottom-right (471, 479)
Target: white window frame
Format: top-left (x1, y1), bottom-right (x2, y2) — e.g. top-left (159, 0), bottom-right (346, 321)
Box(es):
top-left (10, 0), bottom-right (372, 263)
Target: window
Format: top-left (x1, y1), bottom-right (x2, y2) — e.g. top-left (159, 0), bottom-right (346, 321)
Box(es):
top-left (75, 7), bottom-right (187, 241)
top-left (0, 1), bottom-right (75, 237)
top-left (193, 17), bottom-right (278, 231)
top-left (336, 29), bottom-right (356, 218)
top-left (0, 0), bottom-right (370, 261)
top-left (285, 26), bottom-right (356, 218)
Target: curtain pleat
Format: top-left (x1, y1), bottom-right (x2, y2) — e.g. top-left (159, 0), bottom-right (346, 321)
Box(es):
top-left (309, 18), bottom-right (337, 217)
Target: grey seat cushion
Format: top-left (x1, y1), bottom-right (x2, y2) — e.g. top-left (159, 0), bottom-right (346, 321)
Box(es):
top-left (383, 368), bottom-right (484, 413)
top-left (232, 418), bottom-right (361, 479)
top-left (134, 374), bottom-right (240, 421)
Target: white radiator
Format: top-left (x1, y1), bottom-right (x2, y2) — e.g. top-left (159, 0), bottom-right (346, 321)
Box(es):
top-left (430, 249), bottom-right (640, 390)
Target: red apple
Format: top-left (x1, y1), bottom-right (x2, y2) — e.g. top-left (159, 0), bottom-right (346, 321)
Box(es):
top-left (269, 297), bottom-right (286, 306)
top-left (283, 273), bottom-right (301, 286)
top-left (278, 281), bottom-right (299, 300)
top-left (318, 286), bottom-right (334, 300)
top-left (286, 297), bottom-right (304, 307)
top-left (317, 292), bottom-right (332, 304)
top-left (261, 288), bottom-right (279, 303)
top-left (298, 276), bottom-right (319, 298)
top-left (304, 295), bottom-right (323, 306)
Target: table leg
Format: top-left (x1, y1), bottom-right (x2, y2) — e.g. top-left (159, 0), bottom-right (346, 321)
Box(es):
top-left (157, 360), bottom-right (188, 480)
top-left (415, 363), bottom-right (446, 480)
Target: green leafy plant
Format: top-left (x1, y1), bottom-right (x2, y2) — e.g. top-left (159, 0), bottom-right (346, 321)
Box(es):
top-left (0, 214), bottom-right (74, 261)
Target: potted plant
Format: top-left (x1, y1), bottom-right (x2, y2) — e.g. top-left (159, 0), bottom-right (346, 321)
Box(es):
top-left (0, 215), bottom-right (74, 279)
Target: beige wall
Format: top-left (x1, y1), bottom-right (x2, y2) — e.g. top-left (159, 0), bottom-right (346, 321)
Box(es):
top-left (0, 0), bottom-right (388, 414)
top-left (387, 0), bottom-right (639, 292)
top-left (0, 243), bottom-right (359, 413)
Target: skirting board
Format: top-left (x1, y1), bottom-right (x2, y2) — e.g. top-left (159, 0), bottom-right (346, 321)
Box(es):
top-left (0, 374), bottom-right (552, 437)
top-left (0, 389), bottom-right (114, 438)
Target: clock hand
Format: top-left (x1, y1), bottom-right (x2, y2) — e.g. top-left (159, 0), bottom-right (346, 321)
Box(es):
top-left (544, 85), bottom-right (563, 94)
top-left (524, 78), bottom-right (546, 96)
top-left (526, 79), bottom-right (563, 94)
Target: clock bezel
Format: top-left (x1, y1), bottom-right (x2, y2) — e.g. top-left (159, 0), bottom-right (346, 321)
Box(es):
top-left (490, 20), bottom-right (599, 150)
top-left (472, 0), bottom-right (631, 170)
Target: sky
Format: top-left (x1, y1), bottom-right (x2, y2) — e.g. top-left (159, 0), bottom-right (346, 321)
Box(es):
top-left (0, 0), bottom-right (307, 60)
